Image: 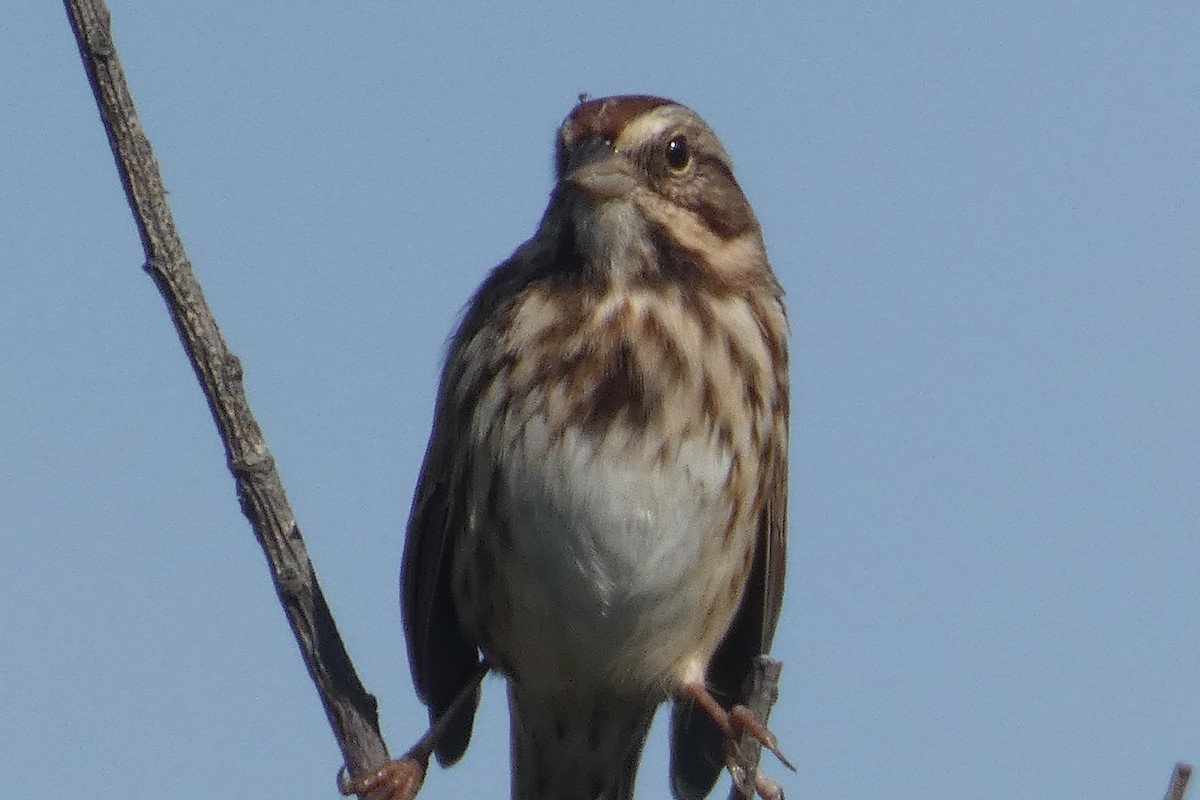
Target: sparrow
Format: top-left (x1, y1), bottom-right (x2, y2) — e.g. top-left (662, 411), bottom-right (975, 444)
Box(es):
top-left (352, 94), bottom-right (788, 800)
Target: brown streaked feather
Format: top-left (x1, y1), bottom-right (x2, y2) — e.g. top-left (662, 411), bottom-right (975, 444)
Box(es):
top-left (670, 297), bottom-right (788, 800)
top-left (669, 467), bottom-right (787, 799)
top-left (400, 249), bottom-right (543, 765)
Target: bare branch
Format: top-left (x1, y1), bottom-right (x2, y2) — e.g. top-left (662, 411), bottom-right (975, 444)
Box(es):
top-left (63, 0), bottom-right (390, 786)
top-left (1164, 763), bottom-right (1193, 800)
top-left (728, 657), bottom-right (786, 800)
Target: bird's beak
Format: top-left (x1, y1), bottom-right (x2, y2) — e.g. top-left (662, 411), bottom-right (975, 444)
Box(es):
top-left (564, 138), bottom-right (637, 200)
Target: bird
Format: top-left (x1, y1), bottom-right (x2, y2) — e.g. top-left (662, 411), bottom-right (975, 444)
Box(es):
top-left (347, 94), bottom-right (788, 800)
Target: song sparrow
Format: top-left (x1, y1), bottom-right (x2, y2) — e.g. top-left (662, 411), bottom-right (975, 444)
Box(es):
top-left (385, 95), bottom-right (787, 800)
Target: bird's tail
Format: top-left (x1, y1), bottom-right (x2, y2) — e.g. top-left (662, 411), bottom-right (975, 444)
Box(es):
top-left (508, 682), bottom-right (657, 800)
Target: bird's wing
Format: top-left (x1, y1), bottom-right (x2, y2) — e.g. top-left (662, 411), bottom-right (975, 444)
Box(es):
top-left (400, 313), bottom-right (490, 764)
top-left (401, 246), bottom-right (542, 766)
top-left (669, 400), bottom-right (788, 800)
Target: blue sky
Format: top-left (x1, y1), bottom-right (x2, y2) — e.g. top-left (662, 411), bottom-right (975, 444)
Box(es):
top-left (3, 2), bottom-right (1197, 798)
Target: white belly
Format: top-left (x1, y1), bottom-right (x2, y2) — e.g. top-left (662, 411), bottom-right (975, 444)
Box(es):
top-left (487, 415), bottom-right (741, 691)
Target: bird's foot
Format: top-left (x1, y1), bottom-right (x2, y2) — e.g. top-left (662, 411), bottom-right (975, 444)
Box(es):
top-left (339, 661), bottom-right (490, 800)
top-left (338, 757), bottom-right (426, 800)
top-left (681, 682), bottom-right (794, 799)
top-left (726, 759), bottom-right (786, 800)
top-left (728, 703), bottom-right (793, 771)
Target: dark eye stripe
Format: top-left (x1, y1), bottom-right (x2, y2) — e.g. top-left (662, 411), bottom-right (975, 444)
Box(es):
top-left (696, 154), bottom-right (736, 185)
top-left (690, 156), bottom-right (758, 240)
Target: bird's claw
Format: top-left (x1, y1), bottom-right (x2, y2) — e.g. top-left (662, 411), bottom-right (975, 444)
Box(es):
top-left (337, 757), bottom-right (426, 800)
top-left (725, 751), bottom-right (786, 800)
top-left (730, 703), bottom-right (795, 772)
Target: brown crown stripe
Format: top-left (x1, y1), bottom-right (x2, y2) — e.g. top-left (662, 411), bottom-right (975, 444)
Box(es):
top-left (561, 95), bottom-right (676, 146)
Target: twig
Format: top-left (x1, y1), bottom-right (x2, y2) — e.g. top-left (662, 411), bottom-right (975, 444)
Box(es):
top-left (1164, 762), bottom-right (1193, 800)
top-left (63, 0), bottom-right (391, 788)
top-left (728, 657), bottom-right (786, 800)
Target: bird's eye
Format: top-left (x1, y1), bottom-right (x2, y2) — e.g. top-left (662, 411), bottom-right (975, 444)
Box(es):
top-left (664, 134), bottom-right (691, 172)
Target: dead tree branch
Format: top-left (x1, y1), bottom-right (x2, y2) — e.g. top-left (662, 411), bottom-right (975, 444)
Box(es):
top-left (727, 657), bottom-right (785, 800)
top-left (1164, 763), bottom-right (1193, 800)
top-left (63, 0), bottom-right (390, 787)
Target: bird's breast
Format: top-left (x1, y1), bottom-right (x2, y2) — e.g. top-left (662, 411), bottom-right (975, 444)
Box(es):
top-left (506, 414), bottom-right (730, 611)
top-left (484, 414), bottom-right (742, 690)
top-left (451, 281), bottom-right (773, 689)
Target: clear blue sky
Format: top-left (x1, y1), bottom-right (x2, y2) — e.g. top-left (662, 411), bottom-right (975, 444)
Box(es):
top-left (3, 2), bottom-right (1197, 798)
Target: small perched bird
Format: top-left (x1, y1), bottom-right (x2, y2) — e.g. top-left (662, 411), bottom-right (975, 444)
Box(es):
top-left (374, 95), bottom-right (788, 800)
